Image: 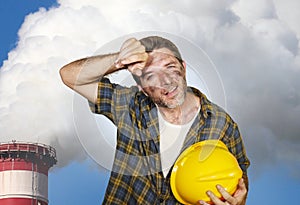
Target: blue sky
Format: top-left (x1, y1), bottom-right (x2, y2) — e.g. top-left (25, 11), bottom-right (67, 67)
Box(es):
top-left (0, 0), bottom-right (56, 67)
top-left (1, 1), bottom-right (300, 205)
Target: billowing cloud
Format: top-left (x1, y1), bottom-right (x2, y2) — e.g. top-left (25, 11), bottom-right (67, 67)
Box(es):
top-left (0, 0), bottom-right (299, 176)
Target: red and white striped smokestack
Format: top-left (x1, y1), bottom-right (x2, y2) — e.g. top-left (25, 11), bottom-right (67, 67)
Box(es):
top-left (0, 141), bottom-right (57, 205)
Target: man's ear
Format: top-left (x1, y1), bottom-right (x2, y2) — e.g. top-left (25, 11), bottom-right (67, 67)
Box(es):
top-left (182, 60), bottom-right (187, 74)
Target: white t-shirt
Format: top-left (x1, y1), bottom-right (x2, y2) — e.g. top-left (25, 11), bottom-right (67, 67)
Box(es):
top-left (158, 107), bottom-right (200, 177)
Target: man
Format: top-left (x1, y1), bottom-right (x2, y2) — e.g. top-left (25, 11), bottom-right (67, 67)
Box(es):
top-left (60, 36), bottom-right (250, 205)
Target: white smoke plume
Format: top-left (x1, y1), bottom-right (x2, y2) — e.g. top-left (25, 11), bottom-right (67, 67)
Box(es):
top-left (0, 0), bottom-right (299, 176)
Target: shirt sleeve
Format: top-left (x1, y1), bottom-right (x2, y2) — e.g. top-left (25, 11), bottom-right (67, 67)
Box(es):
top-left (88, 77), bottom-right (138, 124)
top-left (226, 122), bottom-right (250, 175)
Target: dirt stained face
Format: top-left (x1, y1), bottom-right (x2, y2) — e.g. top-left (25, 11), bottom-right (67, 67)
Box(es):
top-left (140, 48), bottom-right (187, 109)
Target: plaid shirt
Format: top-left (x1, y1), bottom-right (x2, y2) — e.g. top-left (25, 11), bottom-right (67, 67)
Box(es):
top-left (90, 77), bottom-right (250, 205)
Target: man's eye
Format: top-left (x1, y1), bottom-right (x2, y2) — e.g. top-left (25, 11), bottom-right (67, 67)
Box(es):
top-left (174, 70), bottom-right (181, 75)
top-left (167, 65), bottom-right (176, 69)
top-left (146, 75), bottom-right (153, 80)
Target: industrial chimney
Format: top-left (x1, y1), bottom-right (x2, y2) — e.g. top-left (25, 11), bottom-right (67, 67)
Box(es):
top-left (0, 141), bottom-right (57, 205)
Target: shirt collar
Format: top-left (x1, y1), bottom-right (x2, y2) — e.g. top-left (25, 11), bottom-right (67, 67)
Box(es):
top-left (188, 87), bottom-right (215, 118)
top-left (136, 86), bottom-right (215, 126)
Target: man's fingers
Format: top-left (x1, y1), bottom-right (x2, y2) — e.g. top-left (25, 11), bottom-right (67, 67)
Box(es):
top-left (238, 178), bottom-right (246, 191)
top-left (216, 185), bottom-right (232, 200)
top-left (121, 41), bottom-right (145, 58)
top-left (128, 61), bottom-right (147, 76)
top-left (232, 178), bottom-right (247, 202)
top-left (216, 185), bottom-right (237, 205)
top-left (115, 38), bottom-right (147, 70)
top-left (206, 191), bottom-right (224, 205)
top-left (118, 39), bottom-right (145, 60)
top-left (197, 200), bottom-right (210, 205)
top-left (121, 52), bottom-right (148, 65)
top-left (120, 38), bottom-right (137, 50)
top-left (115, 51), bottom-right (147, 69)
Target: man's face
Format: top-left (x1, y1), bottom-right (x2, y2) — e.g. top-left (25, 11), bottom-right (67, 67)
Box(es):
top-left (139, 48), bottom-right (187, 109)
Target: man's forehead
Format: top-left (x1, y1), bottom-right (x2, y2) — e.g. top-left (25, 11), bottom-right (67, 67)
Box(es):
top-left (146, 48), bottom-right (178, 66)
top-left (150, 47), bottom-right (174, 56)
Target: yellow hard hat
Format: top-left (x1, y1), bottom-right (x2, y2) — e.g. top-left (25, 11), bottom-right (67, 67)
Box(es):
top-left (170, 140), bottom-right (242, 204)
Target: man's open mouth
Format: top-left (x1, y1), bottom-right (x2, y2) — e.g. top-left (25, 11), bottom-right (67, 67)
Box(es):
top-left (164, 86), bottom-right (178, 97)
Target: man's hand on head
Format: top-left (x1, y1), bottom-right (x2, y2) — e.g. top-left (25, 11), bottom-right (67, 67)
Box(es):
top-left (114, 38), bottom-right (148, 76)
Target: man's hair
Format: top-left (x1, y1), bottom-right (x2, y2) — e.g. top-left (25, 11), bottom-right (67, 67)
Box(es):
top-left (140, 36), bottom-right (182, 60)
top-left (132, 36), bottom-right (183, 85)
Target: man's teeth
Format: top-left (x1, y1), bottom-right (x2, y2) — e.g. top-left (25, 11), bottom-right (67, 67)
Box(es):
top-left (164, 87), bottom-right (176, 95)
top-left (170, 87), bottom-right (176, 92)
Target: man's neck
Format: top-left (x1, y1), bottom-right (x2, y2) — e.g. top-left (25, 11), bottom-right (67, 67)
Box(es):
top-left (157, 93), bottom-right (200, 125)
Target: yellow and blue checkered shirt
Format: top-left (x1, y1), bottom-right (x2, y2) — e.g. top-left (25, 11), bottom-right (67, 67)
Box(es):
top-left (90, 77), bottom-right (250, 205)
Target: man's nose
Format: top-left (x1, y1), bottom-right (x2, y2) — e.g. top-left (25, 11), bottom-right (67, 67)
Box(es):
top-left (160, 72), bottom-right (172, 85)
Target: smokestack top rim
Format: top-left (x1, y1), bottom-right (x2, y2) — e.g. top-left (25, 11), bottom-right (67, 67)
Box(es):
top-left (0, 141), bottom-right (57, 166)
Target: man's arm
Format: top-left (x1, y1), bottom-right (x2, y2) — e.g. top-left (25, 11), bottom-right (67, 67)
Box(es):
top-left (59, 38), bottom-right (148, 103)
top-left (59, 53), bottom-right (119, 103)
